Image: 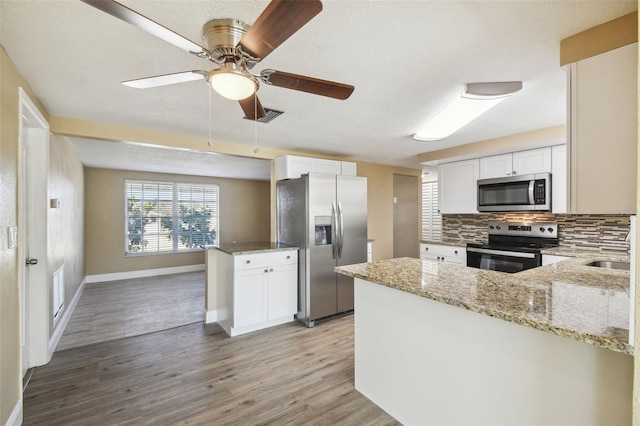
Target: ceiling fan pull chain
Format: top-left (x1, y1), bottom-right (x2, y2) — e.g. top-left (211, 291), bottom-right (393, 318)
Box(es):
top-left (253, 92), bottom-right (259, 154)
top-left (207, 85), bottom-right (213, 147)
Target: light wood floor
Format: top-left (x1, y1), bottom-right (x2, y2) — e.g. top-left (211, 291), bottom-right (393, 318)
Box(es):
top-left (24, 315), bottom-right (399, 425)
top-left (57, 272), bottom-right (204, 351)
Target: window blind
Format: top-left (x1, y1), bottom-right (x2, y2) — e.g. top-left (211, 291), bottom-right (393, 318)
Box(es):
top-left (421, 180), bottom-right (442, 240)
top-left (125, 180), bottom-right (219, 254)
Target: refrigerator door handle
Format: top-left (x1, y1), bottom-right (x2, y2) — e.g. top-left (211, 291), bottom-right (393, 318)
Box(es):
top-left (337, 201), bottom-right (344, 258)
top-left (331, 202), bottom-right (338, 260)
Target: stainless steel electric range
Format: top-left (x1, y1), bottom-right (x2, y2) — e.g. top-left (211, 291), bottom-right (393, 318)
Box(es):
top-left (466, 222), bottom-right (559, 273)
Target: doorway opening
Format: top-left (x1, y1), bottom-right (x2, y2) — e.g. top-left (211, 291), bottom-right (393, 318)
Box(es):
top-left (393, 174), bottom-right (419, 258)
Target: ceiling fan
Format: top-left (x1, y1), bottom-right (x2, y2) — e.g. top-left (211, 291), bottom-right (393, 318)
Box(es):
top-left (80, 0), bottom-right (355, 121)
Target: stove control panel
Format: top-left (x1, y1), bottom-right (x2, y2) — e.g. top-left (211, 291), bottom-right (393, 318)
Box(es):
top-left (488, 222), bottom-right (557, 238)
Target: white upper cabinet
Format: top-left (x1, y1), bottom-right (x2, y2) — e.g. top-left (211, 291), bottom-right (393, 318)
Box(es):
top-left (479, 147), bottom-right (551, 179)
top-left (568, 42), bottom-right (637, 213)
top-left (479, 153), bottom-right (512, 179)
top-left (512, 148), bottom-right (551, 176)
top-left (275, 155), bottom-right (357, 180)
top-left (438, 159), bottom-right (479, 214)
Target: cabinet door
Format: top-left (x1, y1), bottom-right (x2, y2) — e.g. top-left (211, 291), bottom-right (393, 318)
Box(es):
top-left (512, 147), bottom-right (551, 175)
top-left (314, 158), bottom-right (342, 175)
top-left (551, 145), bottom-right (567, 213)
top-left (438, 159), bottom-right (479, 214)
top-left (275, 155), bottom-right (315, 180)
top-left (234, 268), bottom-right (268, 328)
top-left (479, 153), bottom-right (512, 179)
top-left (570, 43), bottom-right (637, 213)
top-left (267, 263), bottom-right (298, 320)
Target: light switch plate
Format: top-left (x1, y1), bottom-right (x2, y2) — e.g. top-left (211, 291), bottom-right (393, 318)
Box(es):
top-left (8, 226), bottom-right (18, 249)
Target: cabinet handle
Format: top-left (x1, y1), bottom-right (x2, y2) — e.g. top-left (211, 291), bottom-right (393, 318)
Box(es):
top-left (513, 170), bottom-right (517, 175)
top-left (246, 260), bottom-right (251, 264)
top-left (286, 255), bottom-right (290, 259)
top-left (264, 269), bottom-right (268, 273)
top-left (454, 250), bottom-right (458, 254)
top-left (506, 172), bottom-right (511, 176)
top-left (269, 268), bottom-right (273, 272)
top-left (425, 247), bottom-right (429, 251)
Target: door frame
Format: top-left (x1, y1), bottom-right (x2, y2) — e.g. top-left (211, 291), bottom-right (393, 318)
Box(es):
top-left (18, 87), bottom-right (51, 375)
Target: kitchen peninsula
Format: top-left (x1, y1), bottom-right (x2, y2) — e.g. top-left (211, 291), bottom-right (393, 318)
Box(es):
top-left (336, 257), bottom-right (633, 425)
top-left (205, 242), bottom-right (299, 337)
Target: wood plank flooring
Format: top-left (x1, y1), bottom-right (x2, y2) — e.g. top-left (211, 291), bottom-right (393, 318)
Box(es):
top-left (57, 272), bottom-right (204, 351)
top-left (24, 315), bottom-right (399, 425)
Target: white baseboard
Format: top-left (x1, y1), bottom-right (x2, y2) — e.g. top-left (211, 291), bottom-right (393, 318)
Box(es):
top-left (204, 308), bottom-right (218, 324)
top-left (85, 264), bottom-right (205, 284)
top-left (6, 399), bottom-right (22, 426)
top-left (48, 277), bottom-right (87, 356)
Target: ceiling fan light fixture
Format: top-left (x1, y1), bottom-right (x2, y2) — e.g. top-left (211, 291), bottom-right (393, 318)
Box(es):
top-left (413, 81), bottom-right (522, 141)
top-left (207, 63), bottom-right (257, 100)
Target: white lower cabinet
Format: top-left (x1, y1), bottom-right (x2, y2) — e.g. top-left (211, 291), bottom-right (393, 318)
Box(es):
top-left (420, 243), bottom-right (466, 265)
top-left (217, 250), bottom-right (298, 336)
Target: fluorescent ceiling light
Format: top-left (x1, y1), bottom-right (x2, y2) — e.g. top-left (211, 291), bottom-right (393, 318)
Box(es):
top-left (414, 81), bottom-right (522, 141)
top-left (414, 96), bottom-right (504, 141)
top-left (122, 71), bottom-right (206, 89)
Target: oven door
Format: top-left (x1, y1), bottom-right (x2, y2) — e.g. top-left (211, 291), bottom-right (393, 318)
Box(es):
top-left (466, 247), bottom-right (541, 273)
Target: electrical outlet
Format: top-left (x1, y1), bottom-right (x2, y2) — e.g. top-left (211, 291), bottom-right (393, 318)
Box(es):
top-left (8, 226), bottom-right (18, 249)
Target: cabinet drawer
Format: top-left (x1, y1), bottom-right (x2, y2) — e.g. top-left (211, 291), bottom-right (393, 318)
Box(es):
top-left (421, 244), bottom-right (465, 259)
top-left (234, 250), bottom-right (298, 271)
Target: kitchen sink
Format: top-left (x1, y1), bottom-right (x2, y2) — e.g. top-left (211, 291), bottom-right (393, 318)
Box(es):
top-left (585, 260), bottom-right (630, 271)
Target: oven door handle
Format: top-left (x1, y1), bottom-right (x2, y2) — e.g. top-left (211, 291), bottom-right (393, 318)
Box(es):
top-left (466, 247), bottom-right (536, 259)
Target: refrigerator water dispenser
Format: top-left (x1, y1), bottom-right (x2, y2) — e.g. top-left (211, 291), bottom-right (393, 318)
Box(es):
top-left (314, 216), bottom-right (332, 246)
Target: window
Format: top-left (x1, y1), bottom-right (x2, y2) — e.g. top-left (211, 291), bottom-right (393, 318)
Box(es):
top-left (422, 179), bottom-right (442, 240)
top-left (125, 180), bottom-right (218, 254)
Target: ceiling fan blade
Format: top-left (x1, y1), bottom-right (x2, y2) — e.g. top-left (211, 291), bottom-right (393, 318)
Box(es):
top-left (80, 0), bottom-right (210, 58)
top-left (261, 70), bottom-right (354, 100)
top-left (238, 0), bottom-right (322, 60)
top-left (122, 71), bottom-right (208, 89)
top-left (239, 95), bottom-right (266, 121)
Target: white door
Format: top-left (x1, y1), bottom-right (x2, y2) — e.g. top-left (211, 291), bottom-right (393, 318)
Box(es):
top-left (18, 88), bottom-right (50, 375)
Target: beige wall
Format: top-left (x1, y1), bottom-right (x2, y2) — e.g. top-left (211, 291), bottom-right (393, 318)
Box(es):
top-left (48, 135), bottom-right (85, 335)
top-left (0, 46), bottom-right (49, 425)
top-left (84, 168), bottom-right (270, 275)
top-left (356, 162), bottom-right (422, 260)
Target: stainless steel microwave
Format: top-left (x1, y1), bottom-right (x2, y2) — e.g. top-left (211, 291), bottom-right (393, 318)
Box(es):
top-left (477, 173), bottom-right (551, 212)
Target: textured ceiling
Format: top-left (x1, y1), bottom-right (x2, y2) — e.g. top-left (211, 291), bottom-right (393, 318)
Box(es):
top-left (1, 0), bottom-right (637, 173)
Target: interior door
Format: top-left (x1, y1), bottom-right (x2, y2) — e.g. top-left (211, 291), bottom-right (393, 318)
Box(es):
top-left (336, 175), bottom-right (367, 312)
top-left (393, 174), bottom-right (419, 258)
top-left (18, 89), bottom-right (50, 373)
top-left (307, 173), bottom-right (338, 320)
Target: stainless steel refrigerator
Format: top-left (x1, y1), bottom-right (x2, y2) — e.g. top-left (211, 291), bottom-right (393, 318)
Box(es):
top-left (277, 173), bottom-right (367, 327)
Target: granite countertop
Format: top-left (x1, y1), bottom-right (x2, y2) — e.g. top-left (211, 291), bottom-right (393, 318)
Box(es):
top-left (336, 257), bottom-right (632, 355)
top-left (541, 246), bottom-right (630, 262)
top-left (206, 241), bottom-right (299, 255)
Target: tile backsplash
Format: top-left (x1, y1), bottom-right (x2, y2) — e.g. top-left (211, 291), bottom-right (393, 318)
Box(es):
top-left (442, 214), bottom-right (631, 253)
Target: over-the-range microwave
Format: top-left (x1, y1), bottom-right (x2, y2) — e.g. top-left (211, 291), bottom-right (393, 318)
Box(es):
top-left (477, 173), bottom-right (551, 212)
